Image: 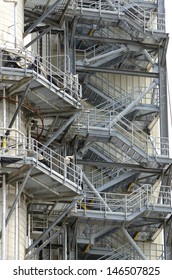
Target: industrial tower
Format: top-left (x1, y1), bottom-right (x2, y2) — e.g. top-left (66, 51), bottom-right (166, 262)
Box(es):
top-left (0, 0), bottom-right (172, 260)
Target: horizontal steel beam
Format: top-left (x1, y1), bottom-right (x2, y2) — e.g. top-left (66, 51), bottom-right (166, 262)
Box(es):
top-left (76, 66), bottom-right (159, 78)
top-left (77, 160), bottom-right (163, 174)
top-left (75, 35), bottom-right (161, 49)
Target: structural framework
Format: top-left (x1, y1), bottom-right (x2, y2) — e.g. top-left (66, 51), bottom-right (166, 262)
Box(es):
top-left (0, 0), bottom-right (172, 260)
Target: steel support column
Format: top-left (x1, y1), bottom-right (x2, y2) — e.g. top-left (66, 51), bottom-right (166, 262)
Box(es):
top-left (1, 175), bottom-right (6, 260)
top-left (41, 112), bottom-right (79, 150)
top-left (63, 224), bottom-right (68, 260)
top-left (5, 84), bottom-right (30, 137)
top-left (83, 173), bottom-right (112, 212)
top-left (5, 167), bottom-right (33, 227)
top-left (110, 80), bottom-right (158, 124)
top-left (26, 199), bottom-right (77, 254)
top-left (121, 227), bottom-right (147, 260)
top-left (24, 0), bottom-right (62, 36)
top-left (14, 182), bottom-right (19, 260)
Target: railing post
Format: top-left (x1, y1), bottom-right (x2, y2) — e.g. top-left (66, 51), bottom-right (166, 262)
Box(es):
top-left (99, 0), bottom-right (101, 16)
top-left (104, 192), bottom-right (107, 217)
top-left (109, 111), bottom-right (111, 134)
top-left (84, 193), bottom-right (86, 215)
top-left (125, 194), bottom-right (127, 218)
top-left (64, 158), bottom-right (67, 183)
top-left (131, 123), bottom-right (133, 146)
top-left (50, 150), bottom-right (52, 175)
top-left (0, 48), bottom-right (2, 70)
top-left (87, 113), bottom-right (89, 133)
top-left (140, 188), bottom-right (142, 210)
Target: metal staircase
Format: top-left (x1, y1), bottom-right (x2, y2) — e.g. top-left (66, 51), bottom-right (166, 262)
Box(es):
top-left (74, 107), bottom-right (170, 166)
top-left (83, 74), bottom-right (159, 113)
top-left (77, 43), bottom-right (127, 67)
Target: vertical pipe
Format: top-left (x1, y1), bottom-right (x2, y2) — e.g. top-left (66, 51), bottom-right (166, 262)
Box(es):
top-left (3, 87), bottom-right (6, 130)
top-left (14, 182), bottom-right (19, 260)
top-left (15, 95), bottom-right (19, 156)
top-left (1, 174), bottom-right (6, 260)
top-left (63, 224), bottom-right (68, 260)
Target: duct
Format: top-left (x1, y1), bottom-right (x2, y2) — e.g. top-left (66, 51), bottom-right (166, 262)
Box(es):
top-left (24, 0), bottom-right (62, 37)
top-left (5, 167), bottom-right (33, 227)
top-left (121, 227), bottom-right (147, 260)
top-left (109, 80), bottom-right (158, 125)
top-left (1, 175), bottom-right (6, 260)
top-left (82, 173), bottom-right (112, 212)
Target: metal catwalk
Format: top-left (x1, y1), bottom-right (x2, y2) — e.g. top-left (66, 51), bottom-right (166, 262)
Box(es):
top-left (0, 0), bottom-right (171, 260)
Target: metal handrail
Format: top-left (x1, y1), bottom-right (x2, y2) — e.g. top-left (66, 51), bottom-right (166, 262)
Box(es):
top-left (76, 185), bottom-right (172, 215)
top-left (69, 0), bottom-right (165, 32)
top-left (0, 48), bottom-right (82, 100)
top-left (0, 134), bottom-right (82, 190)
top-left (87, 157), bottom-right (133, 188)
top-left (98, 241), bottom-right (164, 260)
top-left (87, 75), bottom-right (159, 107)
top-left (78, 108), bottom-right (169, 157)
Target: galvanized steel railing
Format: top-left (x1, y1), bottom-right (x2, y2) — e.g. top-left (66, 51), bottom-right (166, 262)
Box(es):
top-left (69, 0), bottom-right (165, 32)
top-left (0, 131), bottom-right (82, 191)
top-left (76, 184), bottom-right (172, 215)
top-left (0, 48), bottom-right (82, 101)
top-left (77, 108), bottom-right (169, 158)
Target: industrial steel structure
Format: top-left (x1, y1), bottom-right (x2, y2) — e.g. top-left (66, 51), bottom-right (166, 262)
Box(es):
top-left (0, 0), bottom-right (172, 260)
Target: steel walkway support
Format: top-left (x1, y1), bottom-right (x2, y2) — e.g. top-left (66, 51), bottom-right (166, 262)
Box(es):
top-left (121, 227), bottom-right (147, 260)
top-left (110, 80), bottom-right (158, 124)
top-left (82, 173), bottom-right (112, 212)
top-left (5, 167), bottom-right (33, 227)
top-left (25, 199), bottom-right (78, 256)
top-left (41, 112), bottom-right (80, 150)
top-left (24, 0), bottom-right (62, 36)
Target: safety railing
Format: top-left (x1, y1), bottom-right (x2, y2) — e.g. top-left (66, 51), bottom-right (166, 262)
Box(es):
top-left (94, 25), bottom-right (131, 40)
top-left (98, 241), bottom-right (164, 260)
top-left (98, 242), bottom-right (142, 260)
top-left (78, 108), bottom-right (169, 158)
top-left (92, 142), bottom-right (132, 162)
top-left (87, 157), bottom-right (133, 189)
top-left (76, 185), bottom-right (172, 216)
top-left (69, 0), bottom-right (165, 32)
top-left (86, 74), bottom-right (159, 107)
top-left (0, 48), bottom-right (82, 101)
top-left (88, 73), bottom-right (128, 101)
top-left (0, 132), bottom-right (82, 190)
top-left (77, 43), bottom-right (125, 65)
